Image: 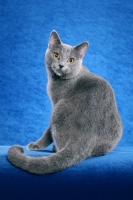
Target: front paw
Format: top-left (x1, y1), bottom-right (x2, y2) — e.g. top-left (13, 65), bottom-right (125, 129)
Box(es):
top-left (26, 142), bottom-right (40, 150)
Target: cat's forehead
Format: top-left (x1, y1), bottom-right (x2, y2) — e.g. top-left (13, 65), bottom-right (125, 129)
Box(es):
top-left (60, 43), bottom-right (72, 54)
top-left (51, 43), bottom-right (73, 54)
top-left (53, 43), bottom-right (77, 58)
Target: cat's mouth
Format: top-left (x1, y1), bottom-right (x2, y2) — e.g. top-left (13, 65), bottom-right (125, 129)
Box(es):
top-left (52, 66), bottom-right (69, 77)
top-left (54, 70), bottom-right (63, 77)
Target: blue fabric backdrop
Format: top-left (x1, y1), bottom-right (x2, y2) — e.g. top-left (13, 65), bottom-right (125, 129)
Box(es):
top-left (0, 0), bottom-right (133, 146)
top-left (0, 1), bottom-right (133, 200)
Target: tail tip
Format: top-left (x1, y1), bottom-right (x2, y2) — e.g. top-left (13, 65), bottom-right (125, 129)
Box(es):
top-left (7, 145), bottom-right (24, 160)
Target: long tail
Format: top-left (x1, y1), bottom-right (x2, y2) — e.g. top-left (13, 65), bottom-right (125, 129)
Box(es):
top-left (7, 145), bottom-right (85, 175)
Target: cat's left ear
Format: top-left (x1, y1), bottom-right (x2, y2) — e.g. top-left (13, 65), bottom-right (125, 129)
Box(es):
top-left (74, 42), bottom-right (89, 58)
top-left (48, 30), bottom-right (61, 49)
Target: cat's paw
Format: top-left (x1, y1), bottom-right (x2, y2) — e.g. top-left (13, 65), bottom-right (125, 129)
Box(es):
top-left (26, 142), bottom-right (40, 150)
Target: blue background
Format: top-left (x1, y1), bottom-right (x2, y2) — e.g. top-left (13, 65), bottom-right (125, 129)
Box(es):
top-left (0, 0), bottom-right (133, 146)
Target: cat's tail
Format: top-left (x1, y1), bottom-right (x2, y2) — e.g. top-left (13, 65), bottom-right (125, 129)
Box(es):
top-left (7, 145), bottom-right (85, 174)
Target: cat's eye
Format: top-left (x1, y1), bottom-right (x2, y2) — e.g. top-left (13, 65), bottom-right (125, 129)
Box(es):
top-left (67, 58), bottom-right (74, 64)
top-left (53, 52), bottom-right (60, 59)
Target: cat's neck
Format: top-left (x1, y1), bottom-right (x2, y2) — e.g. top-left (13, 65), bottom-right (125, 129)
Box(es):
top-left (54, 73), bottom-right (80, 80)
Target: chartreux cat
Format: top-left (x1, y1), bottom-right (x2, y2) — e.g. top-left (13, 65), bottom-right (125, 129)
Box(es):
top-left (7, 31), bottom-right (122, 174)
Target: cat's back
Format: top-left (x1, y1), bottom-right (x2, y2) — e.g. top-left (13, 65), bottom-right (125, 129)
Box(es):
top-left (48, 65), bottom-right (116, 110)
top-left (75, 66), bottom-right (115, 102)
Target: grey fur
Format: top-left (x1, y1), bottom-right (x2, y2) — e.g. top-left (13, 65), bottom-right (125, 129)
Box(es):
top-left (7, 31), bottom-right (122, 174)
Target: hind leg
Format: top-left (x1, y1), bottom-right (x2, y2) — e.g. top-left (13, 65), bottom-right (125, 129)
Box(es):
top-left (91, 144), bottom-right (113, 157)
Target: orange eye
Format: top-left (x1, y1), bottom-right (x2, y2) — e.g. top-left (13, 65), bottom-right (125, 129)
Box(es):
top-left (53, 52), bottom-right (60, 59)
top-left (67, 58), bottom-right (74, 64)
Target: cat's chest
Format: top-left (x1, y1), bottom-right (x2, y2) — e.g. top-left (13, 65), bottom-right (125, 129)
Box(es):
top-left (47, 79), bottom-right (74, 105)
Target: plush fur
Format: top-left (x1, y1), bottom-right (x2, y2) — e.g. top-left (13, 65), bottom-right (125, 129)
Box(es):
top-left (7, 31), bottom-right (122, 174)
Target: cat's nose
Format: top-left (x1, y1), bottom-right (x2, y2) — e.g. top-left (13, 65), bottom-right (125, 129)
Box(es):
top-left (59, 64), bottom-right (64, 69)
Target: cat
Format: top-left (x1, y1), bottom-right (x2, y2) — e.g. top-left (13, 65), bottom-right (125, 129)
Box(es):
top-left (7, 30), bottom-right (122, 175)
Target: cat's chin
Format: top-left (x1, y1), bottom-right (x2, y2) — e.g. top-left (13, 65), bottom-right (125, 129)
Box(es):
top-left (52, 69), bottom-right (68, 79)
top-left (53, 72), bottom-right (70, 80)
top-left (53, 71), bottom-right (64, 79)
top-left (55, 72), bottom-right (63, 77)
top-left (54, 70), bottom-right (79, 80)
top-left (53, 71), bottom-right (64, 78)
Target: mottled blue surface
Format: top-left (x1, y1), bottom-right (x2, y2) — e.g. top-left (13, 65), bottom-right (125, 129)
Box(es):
top-left (0, 0), bottom-right (133, 199)
top-left (0, 0), bottom-right (133, 146)
top-left (1, 146), bottom-right (133, 200)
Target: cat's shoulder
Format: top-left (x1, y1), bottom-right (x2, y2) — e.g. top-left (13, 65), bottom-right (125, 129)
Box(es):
top-left (79, 66), bottom-right (113, 92)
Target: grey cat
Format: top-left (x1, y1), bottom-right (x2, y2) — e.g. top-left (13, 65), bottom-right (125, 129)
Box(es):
top-left (7, 31), bottom-right (122, 175)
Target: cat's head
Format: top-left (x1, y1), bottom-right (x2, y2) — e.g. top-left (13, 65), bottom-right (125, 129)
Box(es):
top-left (45, 31), bottom-right (88, 79)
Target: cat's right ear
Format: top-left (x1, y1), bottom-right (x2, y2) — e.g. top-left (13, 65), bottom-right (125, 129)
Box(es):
top-left (48, 30), bottom-right (61, 49)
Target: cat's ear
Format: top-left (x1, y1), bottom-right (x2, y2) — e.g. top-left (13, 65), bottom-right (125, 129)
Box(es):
top-left (48, 30), bottom-right (61, 49)
top-left (74, 42), bottom-right (89, 58)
